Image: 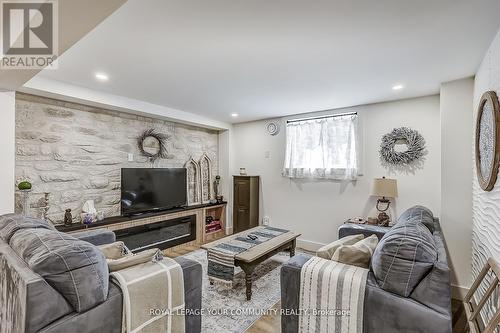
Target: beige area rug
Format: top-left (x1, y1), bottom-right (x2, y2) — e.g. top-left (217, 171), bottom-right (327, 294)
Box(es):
top-left (182, 249), bottom-right (290, 333)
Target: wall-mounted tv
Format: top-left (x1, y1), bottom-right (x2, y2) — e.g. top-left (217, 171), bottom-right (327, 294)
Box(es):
top-left (121, 168), bottom-right (187, 215)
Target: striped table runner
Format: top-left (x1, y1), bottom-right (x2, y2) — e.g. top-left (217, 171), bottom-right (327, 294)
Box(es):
top-left (205, 226), bottom-right (288, 285)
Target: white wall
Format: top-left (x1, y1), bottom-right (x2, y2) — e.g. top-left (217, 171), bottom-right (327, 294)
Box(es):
top-left (232, 95), bottom-right (441, 249)
top-left (472, 28), bottom-right (500, 304)
top-left (218, 128), bottom-right (235, 233)
top-left (0, 92), bottom-right (16, 214)
top-left (440, 77), bottom-right (474, 297)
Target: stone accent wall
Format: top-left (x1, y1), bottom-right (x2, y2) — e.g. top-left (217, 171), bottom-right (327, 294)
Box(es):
top-left (15, 93), bottom-right (219, 224)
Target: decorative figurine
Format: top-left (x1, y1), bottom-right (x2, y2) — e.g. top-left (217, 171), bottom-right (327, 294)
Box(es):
top-left (64, 209), bottom-right (73, 226)
top-left (214, 175), bottom-right (223, 203)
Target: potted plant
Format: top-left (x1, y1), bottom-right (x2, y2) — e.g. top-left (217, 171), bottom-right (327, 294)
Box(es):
top-left (16, 177), bottom-right (32, 191)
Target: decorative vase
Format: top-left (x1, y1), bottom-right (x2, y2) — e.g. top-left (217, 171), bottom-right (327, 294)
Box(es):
top-left (81, 213), bottom-right (95, 226)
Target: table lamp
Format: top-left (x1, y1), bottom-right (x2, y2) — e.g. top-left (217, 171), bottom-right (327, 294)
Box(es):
top-left (371, 177), bottom-right (398, 226)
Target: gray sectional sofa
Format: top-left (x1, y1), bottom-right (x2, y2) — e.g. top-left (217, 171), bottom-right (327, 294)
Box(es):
top-left (281, 206), bottom-right (452, 333)
top-left (0, 214), bottom-right (202, 333)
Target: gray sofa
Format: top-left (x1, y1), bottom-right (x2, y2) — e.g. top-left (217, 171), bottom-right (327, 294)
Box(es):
top-left (0, 214), bottom-right (202, 333)
top-left (281, 206), bottom-right (452, 333)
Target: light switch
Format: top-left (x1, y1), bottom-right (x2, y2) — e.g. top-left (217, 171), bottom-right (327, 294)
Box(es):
top-left (262, 216), bottom-right (270, 226)
top-left (264, 151), bottom-right (271, 159)
top-left (128, 153), bottom-right (134, 162)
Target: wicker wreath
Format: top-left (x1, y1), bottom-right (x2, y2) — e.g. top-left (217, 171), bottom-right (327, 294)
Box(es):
top-left (137, 129), bottom-right (169, 161)
top-left (379, 127), bottom-right (426, 166)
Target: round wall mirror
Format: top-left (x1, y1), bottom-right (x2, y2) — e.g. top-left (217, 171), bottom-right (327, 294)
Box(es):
top-left (475, 91), bottom-right (500, 191)
top-left (137, 129), bottom-right (168, 161)
top-left (142, 136), bottom-right (161, 155)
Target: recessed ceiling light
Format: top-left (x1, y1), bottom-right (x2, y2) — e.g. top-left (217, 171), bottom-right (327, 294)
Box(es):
top-left (231, 113), bottom-right (239, 117)
top-left (392, 84), bottom-right (404, 90)
top-left (95, 72), bottom-right (109, 81)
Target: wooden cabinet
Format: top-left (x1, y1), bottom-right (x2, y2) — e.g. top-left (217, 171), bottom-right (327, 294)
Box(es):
top-left (233, 176), bottom-right (259, 233)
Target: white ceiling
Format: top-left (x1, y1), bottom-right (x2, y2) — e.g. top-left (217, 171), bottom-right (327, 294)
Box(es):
top-left (35, 0), bottom-right (500, 123)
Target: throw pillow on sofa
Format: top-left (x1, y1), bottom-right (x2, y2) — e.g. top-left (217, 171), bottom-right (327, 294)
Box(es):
top-left (316, 234), bottom-right (364, 260)
top-left (0, 213), bottom-right (55, 243)
top-left (9, 227), bottom-right (109, 313)
top-left (371, 220), bottom-right (437, 297)
top-left (331, 234), bottom-right (379, 268)
top-left (397, 205), bottom-right (435, 233)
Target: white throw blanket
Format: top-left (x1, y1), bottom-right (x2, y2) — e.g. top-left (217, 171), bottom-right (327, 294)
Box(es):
top-left (110, 257), bottom-right (185, 333)
top-left (299, 257), bottom-right (368, 333)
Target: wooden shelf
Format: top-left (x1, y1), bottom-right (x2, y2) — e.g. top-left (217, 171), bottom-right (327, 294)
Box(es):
top-left (204, 229), bottom-right (225, 243)
top-left (55, 201), bottom-right (227, 233)
top-left (202, 204), bottom-right (226, 243)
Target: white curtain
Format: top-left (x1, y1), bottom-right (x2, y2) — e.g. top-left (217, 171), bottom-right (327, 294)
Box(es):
top-left (282, 114), bottom-right (359, 180)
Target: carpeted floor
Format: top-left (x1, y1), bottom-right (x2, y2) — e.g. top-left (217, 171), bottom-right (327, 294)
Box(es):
top-left (182, 249), bottom-right (289, 333)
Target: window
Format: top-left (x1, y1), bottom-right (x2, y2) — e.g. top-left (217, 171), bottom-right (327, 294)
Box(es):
top-left (282, 113), bottom-right (359, 180)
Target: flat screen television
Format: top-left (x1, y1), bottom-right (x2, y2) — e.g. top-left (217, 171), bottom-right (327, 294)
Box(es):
top-left (121, 168), bottom-right (187, 215)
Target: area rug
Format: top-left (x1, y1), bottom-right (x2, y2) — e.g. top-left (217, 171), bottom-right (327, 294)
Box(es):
top-left (182, 249), bottom-right (290, 332)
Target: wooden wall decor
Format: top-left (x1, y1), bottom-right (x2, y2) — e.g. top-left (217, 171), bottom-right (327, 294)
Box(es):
top-left (475, 91), bottom-right (500, 191)
top-left (199, 153), bottom-right (213, 203)
top-left (184, 157), bottom-right (201, 205)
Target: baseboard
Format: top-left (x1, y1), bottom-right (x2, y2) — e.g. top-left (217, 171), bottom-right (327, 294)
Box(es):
top-left (451, 284), bottom-right (469, 301)
top-left (226, 226), bottom-right (233, 235)
top-left (296, 238), bottom-right (325, 252)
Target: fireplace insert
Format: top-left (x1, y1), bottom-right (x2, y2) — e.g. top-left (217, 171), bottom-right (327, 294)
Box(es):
top-left (114, 214), bottom-right (196, 252)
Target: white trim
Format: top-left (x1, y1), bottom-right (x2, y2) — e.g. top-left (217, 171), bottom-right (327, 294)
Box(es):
top-left (451, 284), bottom-right (469, 301)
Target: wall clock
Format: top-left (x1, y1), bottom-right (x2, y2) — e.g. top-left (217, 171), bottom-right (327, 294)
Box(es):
top-left (266, 121), bottom-right (280, 136)
top-left (475, 91), bottom-right (500, 191)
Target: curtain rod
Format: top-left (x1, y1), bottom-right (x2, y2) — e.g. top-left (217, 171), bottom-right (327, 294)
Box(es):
top-left (286, 112), bottom-right (357, 123)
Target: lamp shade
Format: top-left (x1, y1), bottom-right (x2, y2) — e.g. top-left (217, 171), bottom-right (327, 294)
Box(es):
top-left (371, 177), bottom-right (398, 198)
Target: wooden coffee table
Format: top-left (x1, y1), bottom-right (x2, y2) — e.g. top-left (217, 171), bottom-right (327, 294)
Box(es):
top-left (202, 227), bottom-right (300, 300)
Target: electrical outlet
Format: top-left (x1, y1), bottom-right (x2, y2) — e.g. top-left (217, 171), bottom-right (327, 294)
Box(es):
top-left (262, 216), bottom-right (270, 226)
top-left (127, 153), bottom-right (134, 162)
top-left (264, 151), bottom-right (271, 159)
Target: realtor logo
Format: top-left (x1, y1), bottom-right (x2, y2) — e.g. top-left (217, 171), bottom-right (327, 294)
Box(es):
top-left (1, 0), bottom-right (58, 69)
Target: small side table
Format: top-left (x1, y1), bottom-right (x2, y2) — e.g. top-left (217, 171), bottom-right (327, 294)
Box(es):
top-left (338, 222), bottom-right (391, 241)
